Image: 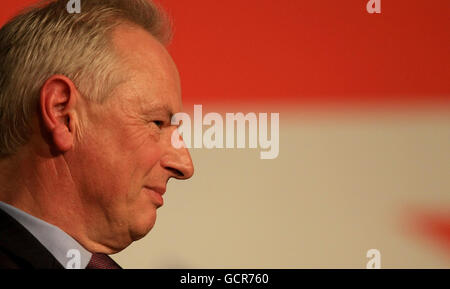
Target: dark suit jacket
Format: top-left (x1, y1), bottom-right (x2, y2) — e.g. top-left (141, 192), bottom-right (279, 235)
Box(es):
top-left (0, 208), bottom-right (63, 269)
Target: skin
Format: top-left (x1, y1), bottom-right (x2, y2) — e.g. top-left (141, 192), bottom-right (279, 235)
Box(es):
top-left (0, 24), bottom-right (194, 254)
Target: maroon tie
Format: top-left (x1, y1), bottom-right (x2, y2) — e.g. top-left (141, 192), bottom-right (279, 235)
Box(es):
top-left (86, 253), bottom-right (122, 269)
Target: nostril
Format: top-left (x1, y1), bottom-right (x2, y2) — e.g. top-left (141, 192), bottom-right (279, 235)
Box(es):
top-left (167, 167), bottom-right (184, 178)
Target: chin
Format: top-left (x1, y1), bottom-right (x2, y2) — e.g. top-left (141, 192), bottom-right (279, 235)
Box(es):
top-left (129, 211), bottom-right (157, 241)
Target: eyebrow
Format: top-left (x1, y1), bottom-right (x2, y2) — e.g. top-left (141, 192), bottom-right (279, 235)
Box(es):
top-left (143, 104), bottom-right (174, 120)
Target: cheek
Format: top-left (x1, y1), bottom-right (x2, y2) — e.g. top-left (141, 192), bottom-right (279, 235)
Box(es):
top-left (122, 125), bottom-right (163, 170)
top-left (76, 119), bottom-right (164, 203)
top-left (133, 141), bottom-right (163, 177)
top-left (125, 146), bottom-right (162, 239)
top-left (126, 141), bottom-right (163, 203)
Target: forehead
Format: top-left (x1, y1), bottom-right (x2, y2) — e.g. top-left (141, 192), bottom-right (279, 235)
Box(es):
top-left (110, 24), bottom-right (182, 113)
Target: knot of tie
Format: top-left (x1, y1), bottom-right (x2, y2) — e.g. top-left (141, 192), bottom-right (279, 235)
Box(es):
top-left (86, 253), bottom-right (122, 269)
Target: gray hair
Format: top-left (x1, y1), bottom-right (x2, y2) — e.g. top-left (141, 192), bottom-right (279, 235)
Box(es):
top-left (0, 0), bottom-right (172, 157)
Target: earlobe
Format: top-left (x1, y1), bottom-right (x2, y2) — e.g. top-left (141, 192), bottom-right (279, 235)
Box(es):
top-left (52, 123), bottom-right (73, 152)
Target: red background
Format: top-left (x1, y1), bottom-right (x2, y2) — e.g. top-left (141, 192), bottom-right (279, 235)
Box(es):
top-left (1, 0), bottom-right (449, 107)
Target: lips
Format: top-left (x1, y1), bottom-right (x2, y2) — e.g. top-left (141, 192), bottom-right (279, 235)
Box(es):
top-left (144, 186), bottom-right (166, 207)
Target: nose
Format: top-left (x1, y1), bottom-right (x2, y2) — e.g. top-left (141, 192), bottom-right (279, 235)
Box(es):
top-left (160, 130), bottom-right (194, 180)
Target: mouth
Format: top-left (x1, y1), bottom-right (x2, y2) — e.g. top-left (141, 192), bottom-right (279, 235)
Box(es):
top-left (143, 186), bottom-right (166, 208)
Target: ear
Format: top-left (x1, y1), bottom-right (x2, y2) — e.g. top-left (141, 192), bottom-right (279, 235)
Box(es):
top-left (39, 75), bottom-right (79, 153)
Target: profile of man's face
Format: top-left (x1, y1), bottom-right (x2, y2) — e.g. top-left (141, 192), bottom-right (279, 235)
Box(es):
top-left (64, 25), bottom-right (194, 252)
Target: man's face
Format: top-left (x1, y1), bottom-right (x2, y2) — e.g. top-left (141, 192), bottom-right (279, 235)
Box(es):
top-left (66, 25), bottom-right (194, 252)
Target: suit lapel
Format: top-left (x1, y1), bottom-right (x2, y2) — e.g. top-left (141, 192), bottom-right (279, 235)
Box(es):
top-left (0, 208), bottom-right (64, 269)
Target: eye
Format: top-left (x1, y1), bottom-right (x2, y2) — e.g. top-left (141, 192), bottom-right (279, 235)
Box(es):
top-left (153, 120), bottom-right (164, 128)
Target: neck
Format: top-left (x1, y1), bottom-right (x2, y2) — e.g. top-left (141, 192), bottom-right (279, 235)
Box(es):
top-left (0, 148), bottom-right (120, 254)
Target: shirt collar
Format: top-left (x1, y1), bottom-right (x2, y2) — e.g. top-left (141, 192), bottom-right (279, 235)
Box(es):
top-left (0, 201), bottom-right (92, 269)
